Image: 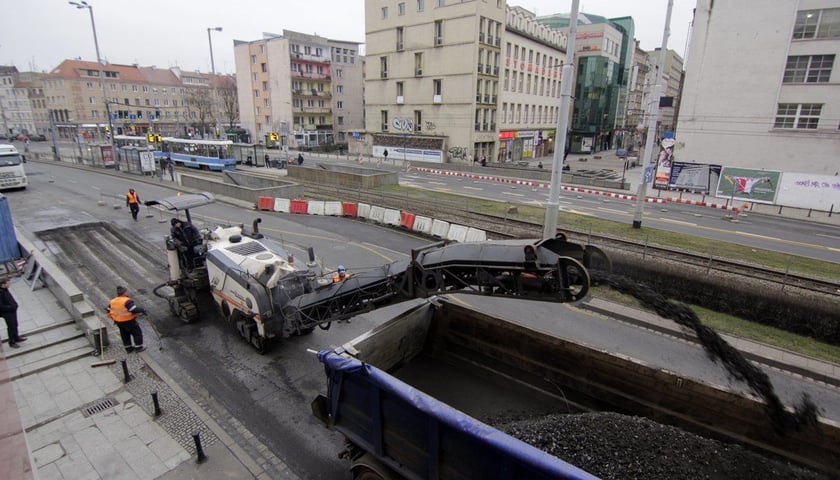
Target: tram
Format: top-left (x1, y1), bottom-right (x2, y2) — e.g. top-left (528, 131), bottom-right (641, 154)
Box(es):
top-left (161, 137), bottom-right (236, 171)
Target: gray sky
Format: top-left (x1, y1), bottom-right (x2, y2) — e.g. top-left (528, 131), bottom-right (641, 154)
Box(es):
top-left (0, 0), bottom-right (695, 74)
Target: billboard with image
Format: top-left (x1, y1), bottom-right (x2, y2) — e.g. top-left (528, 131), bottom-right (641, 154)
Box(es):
top-left (715, 167), bottom-right (781, 204)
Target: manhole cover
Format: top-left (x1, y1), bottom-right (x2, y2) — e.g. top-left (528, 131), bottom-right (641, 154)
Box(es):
top-left (80, 397), bottom-right (118, 417)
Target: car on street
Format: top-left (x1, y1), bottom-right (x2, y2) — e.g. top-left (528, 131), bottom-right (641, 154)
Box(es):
top-left (30, 134), bottom-right (46, 141)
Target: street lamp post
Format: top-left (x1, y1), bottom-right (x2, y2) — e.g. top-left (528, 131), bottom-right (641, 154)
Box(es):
top-left (69, 1), bottom-right (113, 144)
top-left (207, 27), bottom-right (223, 140)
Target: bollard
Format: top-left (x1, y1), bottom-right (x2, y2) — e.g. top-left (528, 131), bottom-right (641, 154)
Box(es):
top-left (121, 359), bottom-right (131, 383)
top-left (829, 204), bottom-right (834, 218)
top-left (151, 392), bottom-right (161, 417)
top-left (193, 432), bottom-right (207, 463)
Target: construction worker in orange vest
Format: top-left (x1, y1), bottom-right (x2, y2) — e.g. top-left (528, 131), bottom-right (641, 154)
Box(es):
top-left (333, 265), bottom-right (351, 283)
top-left (106, 286), bottom-right (146, 353)
top-left (126, 188), bottom-right (141, 221)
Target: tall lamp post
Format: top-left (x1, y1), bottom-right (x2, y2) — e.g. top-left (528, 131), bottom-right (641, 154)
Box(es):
top-left (207, 27), bottom-right (223, 139)
top-left (69, 1), bottom-right (113, 144)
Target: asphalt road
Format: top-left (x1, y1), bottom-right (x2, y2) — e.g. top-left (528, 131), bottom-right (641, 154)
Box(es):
top-left (6, 160), bottom-right (840, 479)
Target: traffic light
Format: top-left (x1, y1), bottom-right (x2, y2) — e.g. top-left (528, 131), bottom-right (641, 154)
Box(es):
top-left (105, 126), bottom-right (110, 133)
top-left (147, 133), bottom-right (155, 143)
top-left (154, 134), bottom-right (163, 143)
top-left (269, 132), bottom-right (278, 142)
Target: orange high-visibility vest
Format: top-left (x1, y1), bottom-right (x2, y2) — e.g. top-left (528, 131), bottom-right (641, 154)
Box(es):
top-left (127, 191), bottom-right (139, 204)
top-left (108, 296), bottom-right (137, 322)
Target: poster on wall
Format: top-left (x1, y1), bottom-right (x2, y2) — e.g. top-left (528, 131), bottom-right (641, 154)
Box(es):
top-left (776, 173), bottom-right (840, 211)
top-left (581, 137), bottom-right (593, 153)
top-left (653, 138), bottom-right (675, 189)
top-left (100, 145), bottom-right (114, 168)
top-left (372, 145), bottom-right (443, 163)
top-left (715, 167), bottom-right (781, 204)
top-left (668, 162), bottom-right (721, 193)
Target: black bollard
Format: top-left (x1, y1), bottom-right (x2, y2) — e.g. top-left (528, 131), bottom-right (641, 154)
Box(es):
top-left (151, 392), bottom-right (161, 417)
top-left (193, 432), bottom-right (207, 463)
top-left (121, 360), bottom-right (130, 383)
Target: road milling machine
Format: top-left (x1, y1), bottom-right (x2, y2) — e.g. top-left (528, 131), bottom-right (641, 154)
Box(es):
top-left (146, 193), bottom-right (609, 353)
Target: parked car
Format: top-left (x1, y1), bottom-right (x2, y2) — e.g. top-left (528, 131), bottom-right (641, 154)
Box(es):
top-left (30, 134), bottom-right (46, 141)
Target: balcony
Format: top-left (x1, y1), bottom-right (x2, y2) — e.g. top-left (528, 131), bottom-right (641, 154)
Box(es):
top-left (485, 64), bottom-right (492, 74)
top-left (483, 94), bottom-right (490, 103)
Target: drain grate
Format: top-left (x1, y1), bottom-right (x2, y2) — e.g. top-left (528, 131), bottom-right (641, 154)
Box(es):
top-left (80, 397), bottom-right (118, 418)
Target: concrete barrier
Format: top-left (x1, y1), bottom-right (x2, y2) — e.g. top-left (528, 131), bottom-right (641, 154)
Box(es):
top-left (446, 224), bottom-right (469, 242)
top-left (383, 208), bottom-right (401, 227)
top-left (430, 219), bottom-right (450, 238)
top-left (357, 203), bottom-right (371, 219)
top-left (369, 205), bottom-right (386, 224)
top-left (413, 216), bottom-right (434, 235)
top-left (465, 227), bottom-right (487, 242)
top-left (307, 200), bottom-right (326, 216)
top-left (324, 201), bottom-right (343, 216)
top-left (274, 198), bottom-right (291, 213)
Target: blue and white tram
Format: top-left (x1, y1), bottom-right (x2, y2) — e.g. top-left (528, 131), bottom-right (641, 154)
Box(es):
top-left (162, 137), bottom-right (236, 171)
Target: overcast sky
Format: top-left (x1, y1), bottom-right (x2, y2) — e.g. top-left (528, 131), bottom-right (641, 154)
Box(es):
top-left (0, 0), bottom-right (695, 74)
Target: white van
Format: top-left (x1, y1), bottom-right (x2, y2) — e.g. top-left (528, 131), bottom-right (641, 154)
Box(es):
top-left (0, 144), bottom-right (27, 190)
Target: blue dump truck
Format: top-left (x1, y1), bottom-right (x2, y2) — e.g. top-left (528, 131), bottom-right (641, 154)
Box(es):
top-left (311, 297), bottom-right (598, 480)
top-left (313, 296), bottom-right (840, 479)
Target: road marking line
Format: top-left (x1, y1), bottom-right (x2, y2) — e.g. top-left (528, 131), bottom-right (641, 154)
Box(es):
top-left (816, 233), bottom-right (840, 241)
top-left (658, 218), bottom-right (698, 226)
top-left (502, 192), bottom-right (525, 197)
top-left (597, 207), bottom-right (629, 215)
top-left (462, 186), bottom-right (482, 191)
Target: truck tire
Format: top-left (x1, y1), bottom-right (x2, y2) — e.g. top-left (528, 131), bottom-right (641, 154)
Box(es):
top-left (351, 453), bottom-right (397, 480)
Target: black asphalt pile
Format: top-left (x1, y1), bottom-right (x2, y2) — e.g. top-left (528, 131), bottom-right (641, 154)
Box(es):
top-left (499, 412), bottom-right (828, 480)
top-left (589, 271), bottom-right (820, 434)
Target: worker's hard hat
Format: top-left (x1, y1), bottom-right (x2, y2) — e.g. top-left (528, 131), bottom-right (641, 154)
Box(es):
top-left (337, 265), bottom-right (346, 273)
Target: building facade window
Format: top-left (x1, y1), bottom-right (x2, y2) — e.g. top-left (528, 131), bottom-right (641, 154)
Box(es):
top-left (793, 8), bottom-right (840, 39)
top-left (397, 27), bottom-right (404, 50)
top-left (381, 110), bottom-right (389, 131)
top-left (433, 79), bottom-right (442, 96)
top-left (382, 6), bottom-right (388, 18)
top-left (398, 2), bottom-right (406, 15)
top-left (417, 0), bottom-right (424, 12)
top-left (381, 56), bottom-right (388, 78)
top-left (435, 20), bottom-right (443, 45)
top-left (774, 103), bottom-right (822, 129)
top-left (783, 55), bottom-right (834, 83)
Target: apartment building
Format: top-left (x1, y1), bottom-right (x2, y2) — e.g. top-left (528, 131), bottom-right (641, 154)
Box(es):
top-left (649, 47), bottom-right (683, 134)
top-left (0, 66), bottom-right (37, 137)
top-left (499, 7), bottom-right (568, 162)
top-left (622, 41), bottom-right (651, 149)
top-left (678, 0), bottom-right (839, 174)
top-left (234, 30), bottom-right (363, 148)
top-left (40, 60), bottom-right (230, 141)
top-left (365, 0), bottom-right (567, 164)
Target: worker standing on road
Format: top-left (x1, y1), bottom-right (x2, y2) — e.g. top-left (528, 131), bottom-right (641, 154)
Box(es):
top-left (126, 188), bottom-right (141, 221)
top-left (333, 265), bottom-right (351, 283)
top-left (1, 277), bottom-right (27, 349)
top-left (106, 286), bottom-right (146, 353)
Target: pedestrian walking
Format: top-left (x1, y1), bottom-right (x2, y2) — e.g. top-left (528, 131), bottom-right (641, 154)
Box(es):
top-left (167, 158), bottom-right (174, 181)
top-left (264, 153), bottom-right (270, 168)
top-left (126, 188), bottom-right (141, 221)
top-left (106, 286), bottom-right (146, 353)
top-left (297, 152), bottom-right (304, 166)
top-left (0, 278), bottom-right (27, 349)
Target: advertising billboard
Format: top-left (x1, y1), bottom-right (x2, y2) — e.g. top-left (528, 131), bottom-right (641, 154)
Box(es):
top-left (776, 173), bottom-right (840, 211)
top-left (715, 167), bottom-right (781, 204)
top-left (668, 162), bottom-right (722, 193)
